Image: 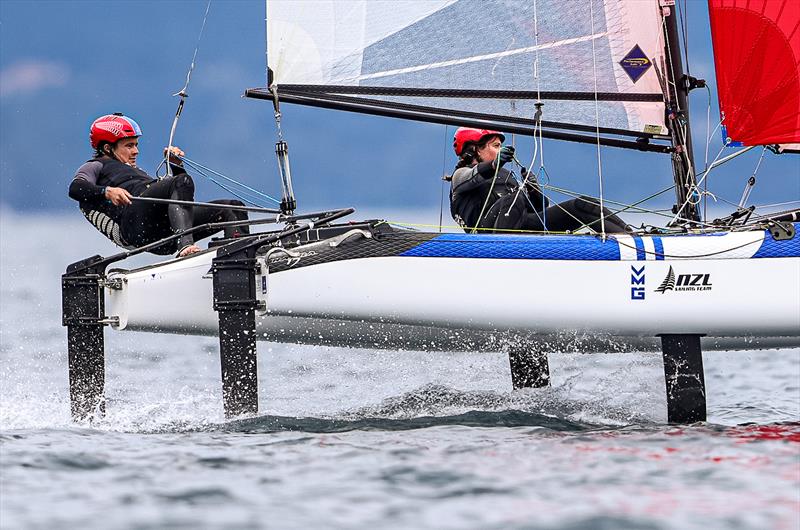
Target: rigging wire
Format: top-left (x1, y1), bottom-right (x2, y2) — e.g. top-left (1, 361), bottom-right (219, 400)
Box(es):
top-left (589, 0), bottom-right (606, 237)
top-left (181, 160), bottom-right (273, 208)
top-left (679, 0), bottom-right (691, 77)
top-left (439, 125), bottom-right (449, 233)
top-left (507, 0), bottom-right (550, 231)
top-left (736, 146), bottom-right (767, 208)
top-left (703, 85), bottom-right (713, 221)
top-left (164, 0), bottom-right (213, 178)
top-left (543, 183), bottom-right (677, 217)
top-left (180, 156), bottom-right (281, 204)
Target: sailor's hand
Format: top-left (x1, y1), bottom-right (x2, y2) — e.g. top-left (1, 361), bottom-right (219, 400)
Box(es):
top-left (497, 145), bottom-right (515, 167)
top-left (163, 146), bottom-right (185, 165)
top-left (177, 244), bottom-right (201, 257)
top-left (105, 186), bottom-right (132, 206)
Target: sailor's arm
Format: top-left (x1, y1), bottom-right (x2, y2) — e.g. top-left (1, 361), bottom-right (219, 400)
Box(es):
top-left (451, 162), bottom-right (499, 193)
top-left (69, 161), bottom-right (132, 206)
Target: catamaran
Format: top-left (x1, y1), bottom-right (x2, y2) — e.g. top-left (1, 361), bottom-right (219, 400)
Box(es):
top-left (62, 0), bottom-right (800, 424)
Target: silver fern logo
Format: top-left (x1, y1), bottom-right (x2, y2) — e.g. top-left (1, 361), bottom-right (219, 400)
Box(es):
top-left (655, 266), bottom-right (676, 293)
top-left (655, 266), bottom-right (713, 293)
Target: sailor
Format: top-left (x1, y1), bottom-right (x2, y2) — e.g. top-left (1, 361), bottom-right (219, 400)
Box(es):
top-left (69, 113), bottom-right (249, 256)
top-left (449, 127), bottom-right (629, 234)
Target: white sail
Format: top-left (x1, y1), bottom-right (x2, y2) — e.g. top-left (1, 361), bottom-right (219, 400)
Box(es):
top-left (267, 0), bottom-right (668, 135)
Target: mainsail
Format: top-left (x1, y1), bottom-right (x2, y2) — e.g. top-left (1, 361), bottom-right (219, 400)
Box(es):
top-left (258, 0), bottom-right (673, 150)
top-left (709, 0), bottom-right (800, 147)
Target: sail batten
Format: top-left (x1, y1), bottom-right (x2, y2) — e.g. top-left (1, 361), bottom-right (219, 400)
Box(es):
top-left (266, 0), bottom-right (670, 137)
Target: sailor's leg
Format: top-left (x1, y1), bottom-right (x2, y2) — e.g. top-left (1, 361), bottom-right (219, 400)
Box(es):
top-left (508, 344), bottom-right (550, 389)
top-left (165, 176), bottom-right (195, 248)
top-left (543, 197), bottom-right (628, 233)
top-left (192, 199), bottom-right (250, 241)
top-left (573, 196), bottom-right (628, 232)
top-left (660, 334), bottom-right (707, 423)
top-left (120, 175), bottom-right (196, 253)
top-left (486, 193), bottom-right (527, 232)
top-left (136, 174), bottom-right (196, 249)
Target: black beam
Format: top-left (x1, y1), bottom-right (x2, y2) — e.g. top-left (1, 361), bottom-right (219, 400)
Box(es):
top-left (212, 244), bottom-right (260, 418)
top-left (660, 334), bottom-right (706, 423)
top-left (273, 84), bottom-right (664, 103)
top-left (62, 255), bottom-right (107, 421)
top-left (508, 346), bottom-right (550, 389)
top-left (274, 88), bottom-right (669, 140)
top-left (246, 89), bottom-right (673, 154)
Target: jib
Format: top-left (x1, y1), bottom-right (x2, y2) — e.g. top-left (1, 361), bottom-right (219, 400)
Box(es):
top-left (676, 274), bottom-right (711, 286)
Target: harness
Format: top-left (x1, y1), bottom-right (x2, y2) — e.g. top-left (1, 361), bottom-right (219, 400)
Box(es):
top-left (80, 206), bottom-right (136, 250)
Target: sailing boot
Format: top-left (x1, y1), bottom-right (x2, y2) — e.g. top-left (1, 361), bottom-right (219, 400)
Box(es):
top-left (168, 203), bottom-right (195, 255)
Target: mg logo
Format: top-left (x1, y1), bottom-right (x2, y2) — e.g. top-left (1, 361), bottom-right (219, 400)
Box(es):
top-left (630, 265), bottom-right (645, 300)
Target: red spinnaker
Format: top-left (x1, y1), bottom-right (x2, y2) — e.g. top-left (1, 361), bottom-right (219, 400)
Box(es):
top-left (708, 0), bottom-right (800, 146)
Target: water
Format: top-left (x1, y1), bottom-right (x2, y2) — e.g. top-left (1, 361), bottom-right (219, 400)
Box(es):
top-left (1, 211), bottom-right (798, 529)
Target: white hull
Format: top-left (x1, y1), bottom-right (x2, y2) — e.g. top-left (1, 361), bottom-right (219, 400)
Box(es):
top-left (105, 226), bottom-right (800, 353)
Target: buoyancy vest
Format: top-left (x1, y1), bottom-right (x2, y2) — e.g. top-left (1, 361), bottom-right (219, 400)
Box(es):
top-left (92, 157), bottom-right (155, 194)
top-left (78, 157), bottom-right (155, 221)
top-left (450, 165), bottom-right (518, 229)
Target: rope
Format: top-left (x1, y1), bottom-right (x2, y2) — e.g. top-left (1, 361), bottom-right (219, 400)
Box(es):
top-left (471, 153), bottom-right (503, 233)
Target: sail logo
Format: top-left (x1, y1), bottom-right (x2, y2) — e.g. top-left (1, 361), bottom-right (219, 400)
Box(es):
top-left (655, 266), bottom-right (712, 293)
top-left (620, 44), bottom-right (652, 83)
top-left (630, 265), bottom-right (645, 300)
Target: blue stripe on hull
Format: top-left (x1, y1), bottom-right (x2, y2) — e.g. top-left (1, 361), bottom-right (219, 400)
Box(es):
top-left (653, 237), bottom-right (665, 260)
top-left (399, 224), bottom-right (800, 261)
top-left (753, 223), bottom-right (800, 258)
top-left (400, 233), bottom-right (621, 261)
top-left (632, 236), bottom-right (646, 261)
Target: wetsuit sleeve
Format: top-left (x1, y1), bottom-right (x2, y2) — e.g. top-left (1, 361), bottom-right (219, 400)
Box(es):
top-left (69, 161), bottom-right (106, 202)
top-left (451, 162), bottom-right (498, 193)
top-left (169, 162), bottom-right (187, 176)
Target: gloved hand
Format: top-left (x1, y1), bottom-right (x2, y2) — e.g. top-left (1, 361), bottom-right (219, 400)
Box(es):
top-left (497, 145), bottom-right (515, 167)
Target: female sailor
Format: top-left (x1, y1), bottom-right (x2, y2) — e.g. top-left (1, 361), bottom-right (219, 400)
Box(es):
top-left (449, 127), bottom-right (629, 234)
top-left (68, 113), bottom-right (249, 257)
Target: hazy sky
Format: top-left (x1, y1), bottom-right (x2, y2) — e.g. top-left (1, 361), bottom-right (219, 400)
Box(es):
top-left (1, 0), bottom-right (797, 220)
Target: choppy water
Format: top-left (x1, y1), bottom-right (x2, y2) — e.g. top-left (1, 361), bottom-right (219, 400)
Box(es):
top-left (1, 211), bottom-right (798, 529)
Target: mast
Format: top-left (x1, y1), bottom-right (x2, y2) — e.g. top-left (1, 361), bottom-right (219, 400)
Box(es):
top-left (663, 1), bottom-right (700, 222)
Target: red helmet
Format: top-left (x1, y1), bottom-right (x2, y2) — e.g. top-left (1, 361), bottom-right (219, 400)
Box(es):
top-left (89, 113), bottom-right (142, 148)
top-left (453, 127), bottom-right (505, 156)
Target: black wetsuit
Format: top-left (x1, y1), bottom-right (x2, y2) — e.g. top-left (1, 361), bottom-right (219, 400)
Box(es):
top-left (450, 162), bottom-right (628, 233)
top-left (69, 157), bottom-right (249, 254)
